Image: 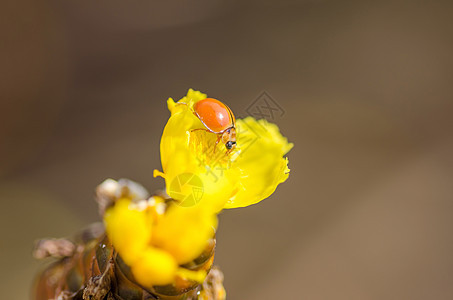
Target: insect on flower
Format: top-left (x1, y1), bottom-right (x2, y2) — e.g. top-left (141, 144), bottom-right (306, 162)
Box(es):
top-left (183, 98), bottom-right (237, 152)
top-left (33, 89), bottom-right (293, 300)
top-left (158, 89), bottom-right (293, 210)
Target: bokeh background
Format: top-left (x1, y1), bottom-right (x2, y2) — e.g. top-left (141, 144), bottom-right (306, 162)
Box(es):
top-left (1, 0), bottom-right (453, 299)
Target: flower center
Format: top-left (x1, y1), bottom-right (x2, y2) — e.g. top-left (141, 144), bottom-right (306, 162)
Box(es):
top-left (188, 130), bottom-right (232, 170)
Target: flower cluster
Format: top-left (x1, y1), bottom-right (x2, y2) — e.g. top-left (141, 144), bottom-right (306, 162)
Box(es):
top-left (104, 197), bottom-right (215, 287)
top-left (104, 89), bottom-right (293, 289)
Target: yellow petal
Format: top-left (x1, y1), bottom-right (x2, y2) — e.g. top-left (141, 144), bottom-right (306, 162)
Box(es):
top-left (130, 247), bottom-right (178, 286)
top-left (176, 268), bottom-right (207, 283)
top-left (224, 117), bottom-right (293, 208)
top-left (152, 205), bottom-right (217, 264)
top-left (104, 198), bottom-right (152, 265)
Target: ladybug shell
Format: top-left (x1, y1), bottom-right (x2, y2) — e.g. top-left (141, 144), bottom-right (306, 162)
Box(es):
top-left (193, 98), bottom-right (235, 134)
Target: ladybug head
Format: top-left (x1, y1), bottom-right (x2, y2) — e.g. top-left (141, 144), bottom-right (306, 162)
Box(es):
top-left (225, 141), bottom-right (236, 150)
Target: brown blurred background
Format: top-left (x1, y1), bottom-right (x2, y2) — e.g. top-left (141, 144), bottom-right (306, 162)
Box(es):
top-left (1, 0), bottom-right (453, 299)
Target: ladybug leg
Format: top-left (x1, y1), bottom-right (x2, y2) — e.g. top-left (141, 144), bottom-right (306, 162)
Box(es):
top-left (191, 128), bottom-right (218, 153)
top-left (190, 128), bottom-right (223, 154)
top-left (213, 134), bottom-right (223, 154)
top-left (190, 128), bottom-right (211, 133)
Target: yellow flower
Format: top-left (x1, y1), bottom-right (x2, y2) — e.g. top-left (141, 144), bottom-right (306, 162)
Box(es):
top-left (155, 89), bottom-right (293, 210)
top-left (103, 89), bottom-right (293, 288)
top-left (104, 197), bottom-right (215, 287)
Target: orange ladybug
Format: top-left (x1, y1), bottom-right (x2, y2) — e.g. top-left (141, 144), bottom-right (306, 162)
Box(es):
top-left (192, 98), bottom-right (237, 151)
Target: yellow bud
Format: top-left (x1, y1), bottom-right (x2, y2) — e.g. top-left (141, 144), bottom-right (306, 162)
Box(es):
top-left (131, 248), bottom-right (178, 286)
